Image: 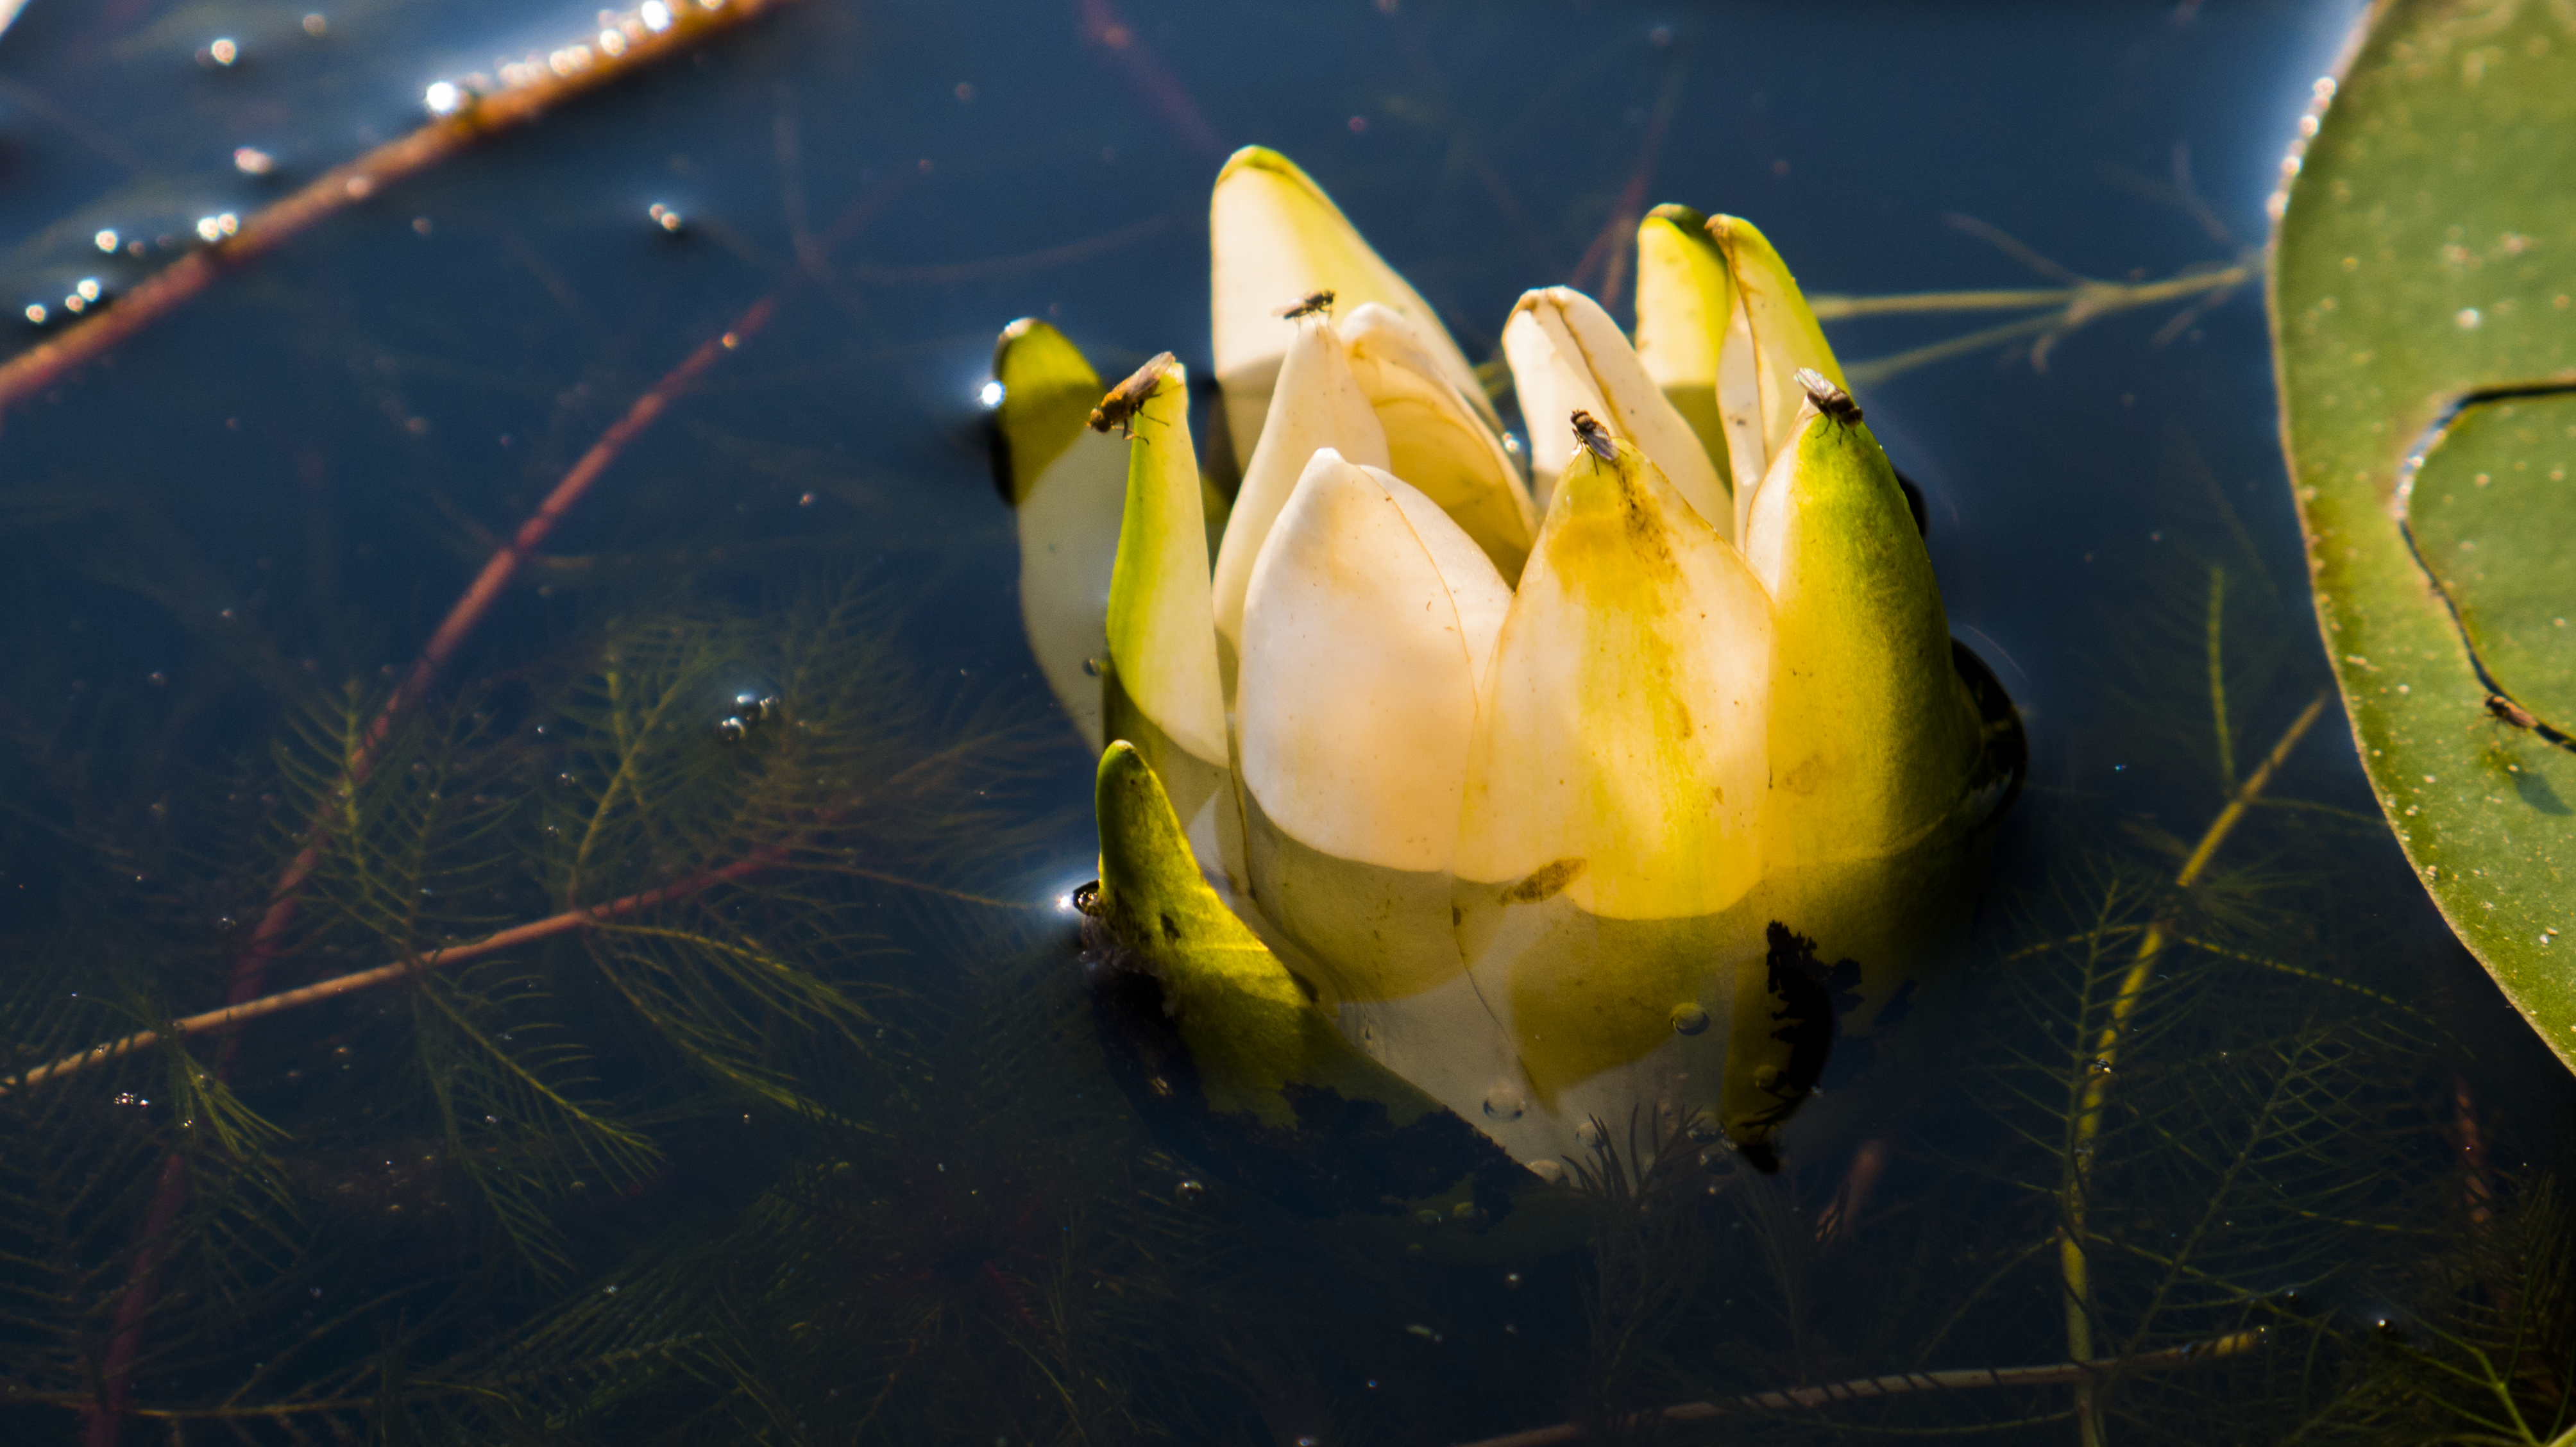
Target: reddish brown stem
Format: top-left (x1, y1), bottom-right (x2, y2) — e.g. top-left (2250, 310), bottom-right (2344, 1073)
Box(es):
top-left (0, 0), bottom-right (793, 426)
top-left (12, 855), bottom-right (778, 1096)
top-left (222, 294), bottom-right (780, 1026)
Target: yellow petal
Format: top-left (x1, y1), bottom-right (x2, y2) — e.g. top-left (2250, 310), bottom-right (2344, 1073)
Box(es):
top-left (1498, 287), bottom-right (1733, 539)
top-left (1446, 430), bottom-right (1775, 1126)
top-left (1631, 205), bottom-right (1736, 492)
top-left (992, 319), bottom-right (1123, 749)
top-left (1210, 314), bottom-right (1389, 659)
top-left (1743, 377), bottom-right (1979, 867)
top-left (1455, 427), bottom-right (1771, 920)
top-left (1706, 216), bottom-right (1849, 483)
top-left (1104, 354), bottom-right (1227, 769)
top-left (1342, 302), bottom-right (1537, 583)
top-left (1210, 147), bottom-right (1493, 471)
top-left (1236, 450), bottom-right (1510, 1002)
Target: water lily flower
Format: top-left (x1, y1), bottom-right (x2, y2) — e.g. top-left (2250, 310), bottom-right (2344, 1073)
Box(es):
top-left (992, 148), bottom-right (2021, 1199)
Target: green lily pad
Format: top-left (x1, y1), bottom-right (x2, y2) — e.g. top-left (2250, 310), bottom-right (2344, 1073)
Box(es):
top-left (2273, 0), bottom-right (2576, 1063)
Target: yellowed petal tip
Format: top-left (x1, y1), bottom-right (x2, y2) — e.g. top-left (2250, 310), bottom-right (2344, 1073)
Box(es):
top-left (1706, 215), bottom-right (1848, 468)
top-left (995, 320), bottom-right (1122, 750)
top-left (1632, 206), bottom-right (1736, 493)
top-left (1457, 433), bottom-right (1770, 920)
top-left (1103, 357), bottom-right (1227, 766)
top-left (1745, 403), bottom-right (1979, 867)
top-left (1211, 146), bottom-right (1491, 470)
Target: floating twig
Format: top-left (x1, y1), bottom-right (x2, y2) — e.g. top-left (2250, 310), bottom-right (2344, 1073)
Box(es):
top-left (0, 0), bottom-right (799, 425)
top-left (3, 856), bottom-right (777, 1095)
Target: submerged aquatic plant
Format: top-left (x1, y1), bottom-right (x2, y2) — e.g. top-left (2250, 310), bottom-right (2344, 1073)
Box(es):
top-left (994, 148), bottom-right (2022, 1179)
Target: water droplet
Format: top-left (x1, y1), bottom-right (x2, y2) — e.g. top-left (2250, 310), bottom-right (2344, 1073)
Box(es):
top-left (648, 202), bottom-right (686, 233)
top-left (424, 81), bottom-right (465, 116)
top-left (641, 0), bottom-right (674, 30)
top-left (94, 229), bottom-right (119, 253)
top-left (1528, 1160), bottom-right (1564, 1185)
top-left (1574, 1119), bottom-right (1604, 1147)
top-left (978, 378), bottom-right (1005, 408)
top-left (1480, 1083), bottom-right (1526, 1122)
top-left (1669, 1003), bottom-right (1709, 1036)
top-left (2456, 307), bottom-right (2482, 330)
top-left (207, 37), bottom-right (239, 65)
top-left (716, 716), bottom-right (747, 743)
top-left (1173, 1178), bottom-right (1205, 1205)
top-left (234, 146), bottom-right (276, 176)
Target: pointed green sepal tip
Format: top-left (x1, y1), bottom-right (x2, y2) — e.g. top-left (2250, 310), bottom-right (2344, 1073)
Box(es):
top-left (1094, 743), bottom-right (1443, 1129)
top-left (990, 318), bottom-right (1102, 507)
top-left (1747, 373), bottom-right (1980, 864)
top-left (1103, 354), bottom-right (1229, 767)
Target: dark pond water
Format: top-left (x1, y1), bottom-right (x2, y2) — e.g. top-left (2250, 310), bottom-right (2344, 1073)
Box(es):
top-left (5, 1), bottom-right (2573, 1443)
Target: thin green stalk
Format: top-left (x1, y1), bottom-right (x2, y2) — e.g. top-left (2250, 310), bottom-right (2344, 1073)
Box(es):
top-left (2059, 691), bottom-right (2328, 1444)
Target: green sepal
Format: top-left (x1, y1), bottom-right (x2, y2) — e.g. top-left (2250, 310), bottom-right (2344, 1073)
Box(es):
top-left (1092, 741), bottom-right (1439, 1129)
top-left (1707, 216), bottom-right (1848, 466)
top-left (990, 318), bottom-right (1101, 507)
top-left (1749, 405), bottom-right (1982, 868)
top-left (1103, 358), bottom-right (1228, 767)
top-left (992, 319), bottom-right (1126, 749)
top-left (1632, 203), bottom-right (1736, 491)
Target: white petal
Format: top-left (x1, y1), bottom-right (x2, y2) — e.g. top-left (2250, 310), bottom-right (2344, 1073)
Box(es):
top-left (1239, 452), bottom-right (1507, 874)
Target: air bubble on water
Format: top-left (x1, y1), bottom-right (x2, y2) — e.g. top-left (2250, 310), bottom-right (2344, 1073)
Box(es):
top-left (1173, 1178), bottom-right (1205, 1204)
top-left (1574, 1119), bottom-right (1605, 1147)
top-left (978, 378), bottom-right (1005, 408)
top-left (1669, 1002), bottom-right (1709, 1035)
top-left (1480, 1083), bottom-right (1526, 1122)
top-left (94, 230), bottom-right (119, 253)
top-left (1528, 1160), bottom-right (1564, 1185)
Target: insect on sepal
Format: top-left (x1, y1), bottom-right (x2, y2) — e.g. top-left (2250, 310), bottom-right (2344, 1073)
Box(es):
top-left (1278, 289), bottom-right (1335, 319)
top-left (1570, 409), bottom-right (1617, 463)
top-left (1090, 351), bottom-right (1181, 437)
top-left (1795, 367), bottom-right (1861, 426)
